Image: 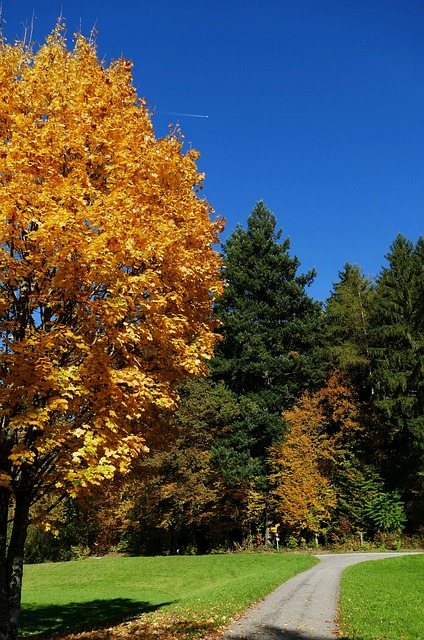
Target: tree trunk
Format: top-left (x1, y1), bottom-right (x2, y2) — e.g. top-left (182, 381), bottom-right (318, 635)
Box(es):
top-left (0, 487), bottom-right (31, 640)
top-left (0, 487), bottom-right (12, 640)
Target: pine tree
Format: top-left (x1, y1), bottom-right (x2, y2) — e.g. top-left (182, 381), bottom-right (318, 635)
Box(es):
top-left (369, 234), bottom-right (424, 510)
top-left (212, 201), bottom-right (325, 459)
top-left (324, 263), bottom-right (374, 398)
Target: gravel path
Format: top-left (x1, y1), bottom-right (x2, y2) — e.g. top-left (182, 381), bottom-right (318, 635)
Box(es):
top-left (221, 552), bottom-right (419, 640)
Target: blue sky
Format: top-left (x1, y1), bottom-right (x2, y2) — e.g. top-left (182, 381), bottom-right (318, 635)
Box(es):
top-left (3, 1), bottom-right (424, 301)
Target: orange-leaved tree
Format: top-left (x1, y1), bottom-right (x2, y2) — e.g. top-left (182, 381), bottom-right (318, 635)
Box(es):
top-left (269, 371), bottom-right (362, 543)
top-left (269, 393), bottom-right (336, 541)
top-left (0, 23), bottom-right (223, 640)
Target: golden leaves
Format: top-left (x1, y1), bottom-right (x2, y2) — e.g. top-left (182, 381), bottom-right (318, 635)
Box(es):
top-left (269, 371), bottom-right (360, 536)
top-left (9, 443), bottom-right (36, 465)
top-left (0, 471), bottom-right (12, 488)
top-left (0, 22), bottom-right (223, 511)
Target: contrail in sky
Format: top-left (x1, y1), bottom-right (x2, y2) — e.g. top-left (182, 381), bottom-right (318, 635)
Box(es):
top-left (157, 111), bottom-right (209, 118)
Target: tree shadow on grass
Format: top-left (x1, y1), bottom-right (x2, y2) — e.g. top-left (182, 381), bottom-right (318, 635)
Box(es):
top-left (20, 598), bottom-right (174, 638)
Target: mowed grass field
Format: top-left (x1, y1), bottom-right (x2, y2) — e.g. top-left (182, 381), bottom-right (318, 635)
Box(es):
top-left (22, 552), bottom-right (424, 639)
top-left (21, 553), bottom-right (318, 639)
top-left (339, 554), bottom-right (424, 640)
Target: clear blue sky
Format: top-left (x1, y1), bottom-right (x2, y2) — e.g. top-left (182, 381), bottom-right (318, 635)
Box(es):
top-left (3, 1), bottom-right (424, 301)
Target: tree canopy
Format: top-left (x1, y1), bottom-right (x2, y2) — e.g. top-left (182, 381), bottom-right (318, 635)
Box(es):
top-left (0, 24), bottom-right (223, 640)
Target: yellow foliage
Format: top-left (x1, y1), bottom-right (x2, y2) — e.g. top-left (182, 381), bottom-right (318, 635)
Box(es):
top-left (0, 23), bottom-right (223, 510)
top-left (0, 471), bottom-right (12, 488)
top-left (269, 371), bottom-right (360, 537)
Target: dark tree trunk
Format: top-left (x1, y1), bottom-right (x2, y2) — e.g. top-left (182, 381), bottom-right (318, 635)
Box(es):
top-left (0, 487), bottom-right (12, 640)
top-left (0, 487), bottom-right (31, 640)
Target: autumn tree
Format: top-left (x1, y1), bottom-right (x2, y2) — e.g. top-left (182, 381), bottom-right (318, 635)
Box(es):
top-left (0, 24), bottom-right (223, 640)
top-left (269, 393), bottom-right (336, 541)
top-left (269, 371), bottom-right (363, 542)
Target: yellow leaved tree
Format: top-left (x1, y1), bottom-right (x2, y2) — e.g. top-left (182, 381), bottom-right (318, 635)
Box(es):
top-left (269, 371), bottom-right (362, 544)
top-left (269, 393), bottom-right (336, 542)
top-left (0, 23), bottom-right (223, 640)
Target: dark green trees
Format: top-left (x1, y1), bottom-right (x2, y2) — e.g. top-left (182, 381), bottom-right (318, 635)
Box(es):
top-left (325, 236), bottom-right (424, 531)
top-left (212, 201), bottom-right (325, 454)
top-left (369, 235), bottom-right (424, 510)
top-left (325, 263), bottom-right (374, 398)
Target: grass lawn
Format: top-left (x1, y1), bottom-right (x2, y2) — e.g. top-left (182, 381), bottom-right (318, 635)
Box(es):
top-left (339, 554), bottom-right (424, 640)
top-left (21, 552), bottom-right (317, 639)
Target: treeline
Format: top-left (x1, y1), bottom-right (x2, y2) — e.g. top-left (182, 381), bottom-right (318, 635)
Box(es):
top-left (26, 202), bottom-right (424, 560)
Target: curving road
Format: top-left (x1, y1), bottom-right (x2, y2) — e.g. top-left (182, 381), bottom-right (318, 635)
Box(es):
top-left (221, 552), bottom-right (420, 640)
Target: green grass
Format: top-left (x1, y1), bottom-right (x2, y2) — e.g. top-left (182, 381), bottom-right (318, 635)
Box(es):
top-left (339, 554), bottom-right (424, 640)
top-left (21, 553), bottom-right (318, 638)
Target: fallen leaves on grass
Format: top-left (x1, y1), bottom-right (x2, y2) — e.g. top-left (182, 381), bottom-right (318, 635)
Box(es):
top-left (53, 609), bottom-right (229, 640)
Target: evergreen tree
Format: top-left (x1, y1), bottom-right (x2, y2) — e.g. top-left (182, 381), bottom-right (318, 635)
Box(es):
top-left (212, 201), bottom-right (325, 457)
top-left (324, 263), bottom-right (374, 398)
top-left (369, 234), bottom-right (424, 518)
